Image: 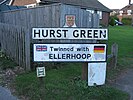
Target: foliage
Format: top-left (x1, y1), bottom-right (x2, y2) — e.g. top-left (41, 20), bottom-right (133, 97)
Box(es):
top-left (111, 15), bottom-right (119, 21)
top-left (109, 16), bottom-right (115, 26)
top-left (0, 51), bottom-right (17, 69)
top-left (121, 18), bottom-right (132, 25)
top-left (109, 15), bottom-right (120, 26)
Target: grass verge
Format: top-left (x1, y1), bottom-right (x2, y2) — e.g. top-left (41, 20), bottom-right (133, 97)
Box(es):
top-left (107, 26), bottom-right (133, 79)
top-left (15, 63), bottom-right (129, 100)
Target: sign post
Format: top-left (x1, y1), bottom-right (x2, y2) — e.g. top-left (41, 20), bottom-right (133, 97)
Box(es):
top-left (82, 63), bottom-right (88, 80)
top-left (36, 64), bottom-right (46, 98)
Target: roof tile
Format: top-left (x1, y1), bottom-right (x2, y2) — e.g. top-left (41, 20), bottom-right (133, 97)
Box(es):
top-left (12, 0), bottom-right (36, 6)
top-left (42, 0), bottom-right (111, 12)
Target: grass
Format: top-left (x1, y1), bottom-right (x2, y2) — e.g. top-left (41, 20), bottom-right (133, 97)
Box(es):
top-left (15, 63), bottom-right (129, 100)
top-left (108, 26), bottom-right (133, 57)
top-left (107, 26), bottom-right (133, 80)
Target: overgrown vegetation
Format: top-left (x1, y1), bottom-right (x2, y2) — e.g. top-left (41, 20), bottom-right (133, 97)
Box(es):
top-left (109, 16), bottom-right (115, 26)
top-left (0, 51), bottom-right (17, 69)
top-left (109, 15), bottom-right (119, 26)
top-left (121, 18), bottom-right (132, 25)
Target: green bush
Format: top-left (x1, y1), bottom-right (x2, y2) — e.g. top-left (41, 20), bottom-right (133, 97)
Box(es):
top-left (112, 15), bottom-right (119, 21)
top-left (0, 51), bottom-right (17, 69)
top-left (109, 16), bottom-right (115, 26)
top-left (121, 18), bottom-right (132, 25)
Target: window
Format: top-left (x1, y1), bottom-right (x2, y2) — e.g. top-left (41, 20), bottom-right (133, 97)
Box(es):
top-left (36, 0), bottom-right (41, 3)
top-left (86, 10), bottom-right (94, 14)
top-left (127, 10), bottom-right (132, 15)
top-left (119, 11), bottom-right (123, 16)
top-left (86, 10), bottom-right (102, 19)
top-left (97, 11), bottom-right (102, 19)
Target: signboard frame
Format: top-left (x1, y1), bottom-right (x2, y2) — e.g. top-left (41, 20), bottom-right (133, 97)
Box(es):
top-left (32, 28), bottom-right (108, 40)
top-left (33, 43), bottom-right (107, 63)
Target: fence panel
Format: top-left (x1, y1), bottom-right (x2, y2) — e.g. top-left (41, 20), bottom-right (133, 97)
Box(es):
top-left (0, 23), bottom-right (30, 70)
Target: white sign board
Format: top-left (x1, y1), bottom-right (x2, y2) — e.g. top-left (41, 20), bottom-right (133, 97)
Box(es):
top-left (34, 44), bottom-right (107, 62)
top-left (37, 67), bottom-right (45, 77)
top-left (88, 63), bottom-right (106, 86)
top-left (32, 28), bottom-right (108, 40)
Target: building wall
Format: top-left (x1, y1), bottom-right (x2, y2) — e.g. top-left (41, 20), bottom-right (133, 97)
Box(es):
top-left (117, 10), bottom-right (133, 22)
top-left (117, 4), bottom-right (133, 21)
top-left (100, 12), bottom-right (109, 27)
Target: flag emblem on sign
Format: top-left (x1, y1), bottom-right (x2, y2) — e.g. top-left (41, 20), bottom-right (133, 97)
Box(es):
top-left (36, 45), bottom-right (47, 52)
top-left (94, 46), bottom-right (105, 53)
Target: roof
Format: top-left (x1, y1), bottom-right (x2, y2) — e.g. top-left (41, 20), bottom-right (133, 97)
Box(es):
top-left (0, 4), bottom-right (26, 12)
top-left (111, 9), bottom-right (119, 12)
top-left (121, 4), bottom-right (133, 11)
top-left (11, 0), bottom-right (36, 6)
top-left (41, 0), bottom-right (111, 12)
top-left (0, 0), bottom-right (10, 5)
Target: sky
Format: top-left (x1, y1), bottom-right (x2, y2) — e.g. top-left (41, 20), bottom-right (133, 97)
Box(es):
top-left (98, 0), bottom-right (133, 9)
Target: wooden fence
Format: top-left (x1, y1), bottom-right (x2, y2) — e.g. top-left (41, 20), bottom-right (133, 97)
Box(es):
top-left (0, 23), bottom-right (30, 70)
top-left (107, 43), bottom-right (118, 68)
top-left (0, 3), bottom-right (99, 70)
top-left (0, 3), bottom-right (99, 29)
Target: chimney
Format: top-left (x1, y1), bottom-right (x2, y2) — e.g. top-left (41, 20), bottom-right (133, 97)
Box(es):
top-left (129, 0), bottom-right (131, 5)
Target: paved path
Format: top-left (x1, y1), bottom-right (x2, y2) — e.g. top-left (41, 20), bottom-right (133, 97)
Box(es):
top-left (0, 86), bottom-right (17, 100)
top-left (0, 68), bottom-right (18, 100)
top-left (112, 69), bottom-right (133, 100)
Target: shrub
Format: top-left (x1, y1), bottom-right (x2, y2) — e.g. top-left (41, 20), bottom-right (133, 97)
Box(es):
top-left (0, 51), bottom-right (17, 69)
top-left (121, 18), bottom-right (132, 25)
top-left (109, 16), bottom-right (115, 26)
top-left (112, 15), bottom-right (119, 21)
